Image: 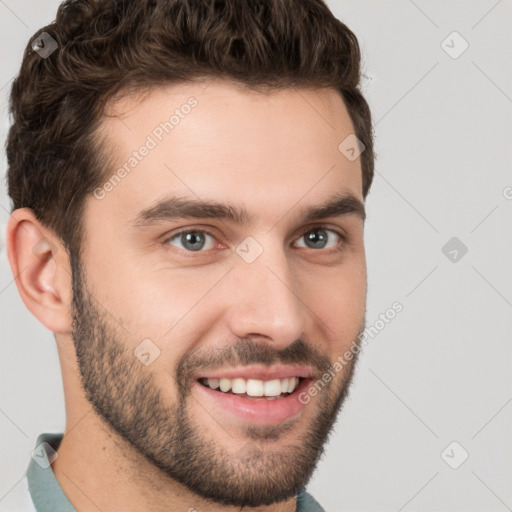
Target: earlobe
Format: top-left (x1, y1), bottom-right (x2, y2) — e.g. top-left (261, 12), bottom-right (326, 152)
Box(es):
top-left (6, 208), bottom-right (72, 334)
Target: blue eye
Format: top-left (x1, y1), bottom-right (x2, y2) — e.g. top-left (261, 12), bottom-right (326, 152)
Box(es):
top-left (164, 226), bottom-right (344, 255)
top-left (166, 230), bottom-right (216, 252)
top-left (295, 228), bottom-right (342, 250)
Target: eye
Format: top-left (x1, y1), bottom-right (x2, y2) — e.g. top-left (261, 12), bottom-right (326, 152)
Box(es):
top-left (165, 230), bottom-right (217, 252)
top-left (294, 227), bottom-right (343, 250)
top-left (163, 226), bottom-right (344, 255)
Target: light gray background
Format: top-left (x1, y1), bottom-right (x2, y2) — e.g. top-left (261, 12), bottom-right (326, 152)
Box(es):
top-left (1, 1), bottom-right (511, 511)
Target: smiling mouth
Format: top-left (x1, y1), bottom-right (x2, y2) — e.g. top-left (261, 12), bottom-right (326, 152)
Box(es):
top-left (198, 377), bottom-right (303, 400)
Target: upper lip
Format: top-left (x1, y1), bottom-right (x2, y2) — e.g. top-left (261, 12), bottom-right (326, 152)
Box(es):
top-left (195, 365), bottom-right (315, 382)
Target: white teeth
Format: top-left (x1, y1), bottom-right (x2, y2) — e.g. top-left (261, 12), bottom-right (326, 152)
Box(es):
top-left (203, 376), bottom-right (301, 396)
top-left (246, 379), bottom-right (264, 397)
top-left (263, 379), bottom-right (281, 396)
top-left (219, 378), bottom-right (231, 392)
top-left (208, 378), bottom-right (219, 390)
top-left (231, 378), bottom-right (246, 394)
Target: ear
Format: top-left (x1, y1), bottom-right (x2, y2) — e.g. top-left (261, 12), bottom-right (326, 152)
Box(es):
top-left (6, 208), bottom-right (73, 334)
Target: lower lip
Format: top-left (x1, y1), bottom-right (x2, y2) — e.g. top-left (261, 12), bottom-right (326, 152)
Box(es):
top-left (193, 379), bottom-right (311, 425)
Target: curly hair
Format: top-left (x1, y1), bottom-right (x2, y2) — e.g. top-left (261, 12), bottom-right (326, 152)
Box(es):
top-left (6, 0), bottom-right (375, 259)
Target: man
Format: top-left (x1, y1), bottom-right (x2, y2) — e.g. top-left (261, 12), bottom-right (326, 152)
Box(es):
top-left (5, 0), bottom-right (374, 510)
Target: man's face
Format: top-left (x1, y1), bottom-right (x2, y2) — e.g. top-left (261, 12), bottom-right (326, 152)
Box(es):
top-left (71, 80), bottom-right (367, 507)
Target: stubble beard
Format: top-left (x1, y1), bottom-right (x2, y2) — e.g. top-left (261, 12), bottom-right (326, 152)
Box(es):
top-left (69, 257), bottom-right (364, 507)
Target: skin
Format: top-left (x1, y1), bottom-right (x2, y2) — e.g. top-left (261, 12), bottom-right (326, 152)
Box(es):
top-left (7, 79), bottom-right (367, 512)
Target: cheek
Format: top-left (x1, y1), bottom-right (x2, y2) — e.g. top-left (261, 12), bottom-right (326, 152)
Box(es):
top-left (103, 265), bottom-right (227, 362)
top-left (88, 240), bottom-right (214, 326)
top-left (301, 261), bottom-right (366, 352)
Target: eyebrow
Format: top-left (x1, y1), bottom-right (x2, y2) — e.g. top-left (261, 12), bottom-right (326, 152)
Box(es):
top-left (130, 192), bottom-right (366, 229)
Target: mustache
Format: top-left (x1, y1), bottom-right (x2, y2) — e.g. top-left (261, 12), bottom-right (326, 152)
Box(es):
top-left (175, 338), bottom-right (332, 394)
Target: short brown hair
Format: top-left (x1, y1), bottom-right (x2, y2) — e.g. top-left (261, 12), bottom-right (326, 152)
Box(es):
top-left (6, 0), bottom-right (375, 259)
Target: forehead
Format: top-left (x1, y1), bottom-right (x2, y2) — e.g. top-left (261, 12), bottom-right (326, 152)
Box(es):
top-left (91, 80), bottom-right (363, 228)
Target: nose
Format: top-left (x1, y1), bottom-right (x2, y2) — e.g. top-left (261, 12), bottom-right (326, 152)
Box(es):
top-left (224, 241), bottom-right (307, 350)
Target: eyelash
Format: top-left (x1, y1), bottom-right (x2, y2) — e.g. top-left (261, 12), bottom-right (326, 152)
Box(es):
top-left (162, 225), bottom-right (346, 257)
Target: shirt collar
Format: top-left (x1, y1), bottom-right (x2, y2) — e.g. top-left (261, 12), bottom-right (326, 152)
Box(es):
top-left (27, 432), bottom-right (76, 512)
